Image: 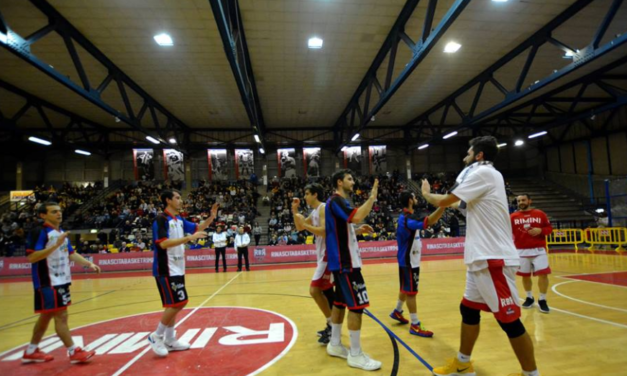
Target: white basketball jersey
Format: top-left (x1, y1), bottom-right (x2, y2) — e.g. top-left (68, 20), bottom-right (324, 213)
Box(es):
top-left (311, 203), bottom-right (326, 264)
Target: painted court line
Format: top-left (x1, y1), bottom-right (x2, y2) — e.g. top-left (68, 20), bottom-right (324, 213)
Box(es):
top-left (518, 298), bottom-right (627, 330)
top-left (111, 272), bottom-right (242, 376)
top-left (551, 281), bottom-right (627, 314)
top-left (364, 309), bottom-right (433, 371)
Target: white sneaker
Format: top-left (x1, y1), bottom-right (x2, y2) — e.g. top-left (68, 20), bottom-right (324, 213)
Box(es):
top-left (326, 343), bottom-right (349, 359)
top-left (165, 338), bottom-right (191, 351)
top-left (147, 332), bottom-right (168, 357)
top-left (347, 351), bottom-right (382, 371)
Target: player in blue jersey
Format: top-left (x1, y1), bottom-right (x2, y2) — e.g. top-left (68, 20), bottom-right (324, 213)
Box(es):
top-left (23, 201), bottom-right (101, 364)
top-left (148, 190), bottom-right (219, 357)
top-left (325, 169), bottom-right (381, 371)
top-left (389, 191), bottom-right (444, 337)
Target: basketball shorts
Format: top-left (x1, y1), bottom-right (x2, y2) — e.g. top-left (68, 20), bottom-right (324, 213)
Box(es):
top-left (311, 261), bottom-right (334, 290)
top-left (399, 266), bottom-right (420, 295)
top-left (34, 283), bottom-right (71, 314)
top-left (517, 254), bottom-right (551, 277)
top-left (462, 260), bottom-right (521, 323)
top-left (155, 275), bottom-right (189, 308)
top-left (332, 269), bottom-right (369, 311)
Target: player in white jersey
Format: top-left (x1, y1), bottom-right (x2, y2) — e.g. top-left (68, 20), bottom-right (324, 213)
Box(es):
top-left (292, 183), bottom-right (335, 345)
top-left (421, 136), bottom-right (540, 376)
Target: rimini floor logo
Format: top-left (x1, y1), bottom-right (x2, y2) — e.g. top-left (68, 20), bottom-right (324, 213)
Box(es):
top-left (0, 307), bottom-right (297, 376)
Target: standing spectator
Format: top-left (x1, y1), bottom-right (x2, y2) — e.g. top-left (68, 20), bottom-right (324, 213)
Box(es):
top-left (253, 222), bottom-right (263, 246)
top-left (212, 226), bottom-right (228, 273)
top-left (235, 227), bottom-right (251, 272)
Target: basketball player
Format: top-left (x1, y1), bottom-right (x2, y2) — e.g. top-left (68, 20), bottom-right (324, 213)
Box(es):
top-left (511, 194), bottom-right (553, 313)
top-left (389, 191), bottom-right (444, 337)
top-left (23, 201), bottom-right (101, 364)
top-left (292, 183), bottom-right (334, 345)
top-left (148, 190), bottom-right (218, 357)
top-left (421, 137), bottom-right (540, 376)
top-left (325, 169), bottom-right (381, 371)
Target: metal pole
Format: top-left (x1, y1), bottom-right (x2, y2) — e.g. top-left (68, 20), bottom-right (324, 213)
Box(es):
top-left (605, 179), bottom-right (612, 227)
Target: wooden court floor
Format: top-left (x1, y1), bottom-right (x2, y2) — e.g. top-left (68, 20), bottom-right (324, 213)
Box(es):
top-left (1, 252), bottom-right (626, 376)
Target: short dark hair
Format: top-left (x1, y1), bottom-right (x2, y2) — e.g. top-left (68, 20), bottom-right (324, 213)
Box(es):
top-left (304, 183), bottom-right (325, 202)
top-left (331, 169), bottom-right (354, 189)
top-left (160, 189), bottom-right (181, 207)
top-left (469, 136), bottom-right (499, 162)
top-left (38, 201), bottom-right (59, 216)
top-left (399, 191), bottom-right (415, 208)
top-left (517, 193), bottom-right (531, 200)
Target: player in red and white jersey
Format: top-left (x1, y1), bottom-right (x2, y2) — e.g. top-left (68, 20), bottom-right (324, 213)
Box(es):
top-left (511, 194), bottom-right (553, 313)
top-left (292, 183), bottom-right (334, 346)
top-left (422, 136), bottom-right (540, 376)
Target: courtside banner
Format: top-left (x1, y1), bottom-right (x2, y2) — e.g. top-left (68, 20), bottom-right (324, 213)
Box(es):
top-left (0, 238), bottom-right (465, 276)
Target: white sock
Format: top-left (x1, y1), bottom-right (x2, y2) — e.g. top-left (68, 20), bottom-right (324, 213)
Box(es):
top-left (349, 330), bottom-right (361, 356)
top-left (165, 326), bottom-right (176, 342)
top-left (67, 345), bottom-right (76, 355)
top-left (410, 313), bottom-right (419, 325)
top-left (539, 293), bottom-right (547, 301)
top-left (326, 317), bottom-right (331, 326)
top-left (26, 344), bottom-right (38, 355)
top-left (395, 300), bottom-right (404, 312)
top-left (457, 352), bottom-right (471, 363)
top-left (526, 291), bottom-right (533, 299)
top-left (331, 323), bottom-right (342, 346)
top-left (522, 370), bottom-right (539, 376)
top-left (156, 322), bottom-right (167, 336)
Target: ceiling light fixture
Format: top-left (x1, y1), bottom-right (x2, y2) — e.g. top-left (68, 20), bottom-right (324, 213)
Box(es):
top-left (444, 41), bottom-right (461, 53)
top-left (351, 133), bottom-right (360, 141)
top-left (498, 143), bottom-right (507, 148)
top-left (443, 131), bottom-right (458, 139)
top-left (28, 136), bottom-right (51, 146)
top-left (154, 33), bottom-right (173, 46)
top-left (259, 148), bottom-right (265, 154)
top-left (168, 138), bottom-right (176, 144)
top-left (75, 149), bottom-right (91, 156)
top-left (528, 131), bottom-right (547, 139)
top-left (254, 134), bottom-right (261, 143)
top-left (418, 144), bottom-right (429, 150)
top-left (146, 136), bottom-right (160, 144)
top-left (308, 37), bottom-right (323, 49)
top-left (515, 140), bottom-right (524, 146)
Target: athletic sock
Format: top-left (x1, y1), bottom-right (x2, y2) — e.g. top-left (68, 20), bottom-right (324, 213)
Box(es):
top-left (395, 300), bottom-right (404, 312)
top-left (165, 326), bottom-right (176, 342)
top-left (326, 317), bottom-right (331, 326)
top-left (156, 322), bottom-right (167, 336)
top-left (522, 370), bottom-right (539, 376)
top-left (349, 330), bottom-right (361, 356)
top-left (330, 323), bottom-right (342, 346)
top-left (67, 345), bottom-right (76, 355)
top-left (26, 344), bottom-right (38, 355)
top-left (457, 352), bottom-right (471, 363)
top-left (539, 293), bottom-right (547, 301)
top-left (410, 313), bottom-right (419, 325)
top-left (526, 291), bottom-right (533, 299)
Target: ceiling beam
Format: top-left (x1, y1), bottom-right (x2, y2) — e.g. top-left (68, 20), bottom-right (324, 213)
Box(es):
top-left (332, 0), bottom-right (471, 152)
top-left (0, 0), bottom-right (191, 148)
top-left (209, 0), bottom-right (266, 152)
top-left (406, 0), bottom-right (627, 149)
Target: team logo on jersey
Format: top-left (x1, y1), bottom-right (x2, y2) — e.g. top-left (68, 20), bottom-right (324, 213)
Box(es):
top-left (0, 307), bottom-right (297, 376)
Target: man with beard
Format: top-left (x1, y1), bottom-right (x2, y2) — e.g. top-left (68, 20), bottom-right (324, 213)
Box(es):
top-left (325, 169), bottom-right (380, 371)
top-left (148, 190), bottom-right (218, 357)
top-left (510, 194), bottom-right (553, 313)
top-left (421, 137), bottom-right (539, 376)
top-left (389, 191), bottom-right (444, 338)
